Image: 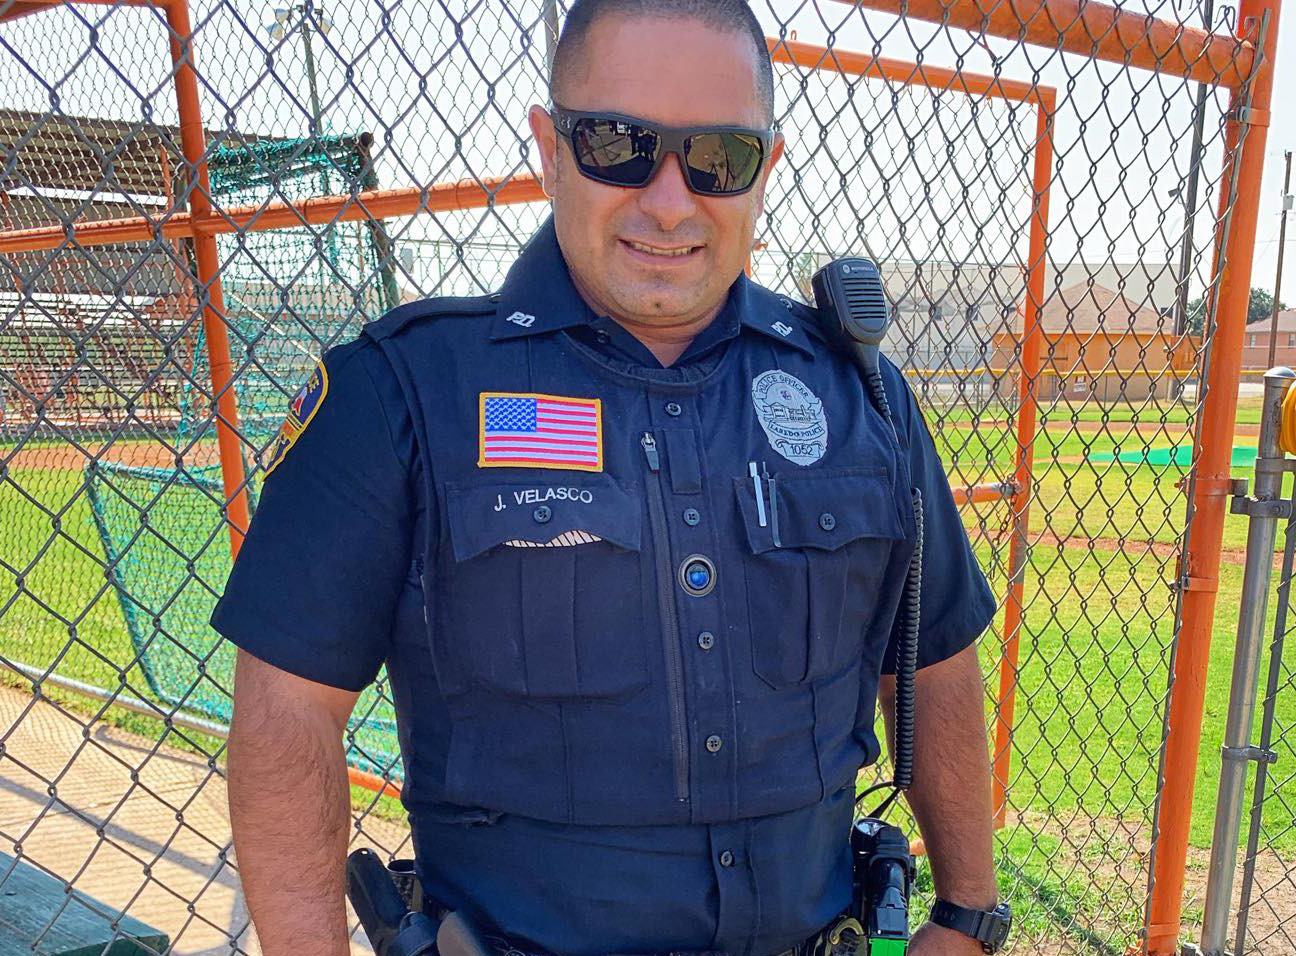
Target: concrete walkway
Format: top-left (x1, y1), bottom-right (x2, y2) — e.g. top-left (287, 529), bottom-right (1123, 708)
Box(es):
top-left (0, 684), bottom-right (408, 955)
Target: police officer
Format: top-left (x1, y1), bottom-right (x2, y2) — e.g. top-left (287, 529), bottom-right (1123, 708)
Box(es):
top-left (215, 2), bottom-right (1006, 955)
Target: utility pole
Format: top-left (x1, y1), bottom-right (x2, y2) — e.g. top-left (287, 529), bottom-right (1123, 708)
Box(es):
top-left (1172, 0), bottom-right (1213, 339)
top-left (543, 0), bottom-right (560, 71)
top-left (268, 4), bottom-right (331, 137)
top-left (300, 6), bottom-right (324, 137)
top-left (1266, 150), bottom-right (1293, 369)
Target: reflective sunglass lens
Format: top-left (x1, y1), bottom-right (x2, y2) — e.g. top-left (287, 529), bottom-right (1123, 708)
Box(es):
top-left (572, 118), bottom-right (660, 185)
top-left (683, 132), bottom-right (764, 194)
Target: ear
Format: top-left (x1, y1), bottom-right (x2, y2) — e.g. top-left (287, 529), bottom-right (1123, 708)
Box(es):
top-left (753, 131), bottom-right (785, 217)
top-left (528, 104), bottom-right (559, 199)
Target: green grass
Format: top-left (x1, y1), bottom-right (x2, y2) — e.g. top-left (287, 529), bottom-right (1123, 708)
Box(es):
top-left (931, 394), bottom-right (1265, 428)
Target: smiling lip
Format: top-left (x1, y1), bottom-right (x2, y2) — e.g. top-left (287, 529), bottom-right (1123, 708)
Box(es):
top-left (620, 238), bottom-right (703, 260)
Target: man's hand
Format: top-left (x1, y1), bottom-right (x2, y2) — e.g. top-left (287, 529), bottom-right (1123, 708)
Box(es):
top-left (908, 921), bottom-right (985, 955)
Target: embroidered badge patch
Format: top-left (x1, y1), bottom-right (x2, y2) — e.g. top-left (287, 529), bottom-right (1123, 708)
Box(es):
top-left (264, 360), bottom-right (329, 477)
top-left (478, 392), bottom-right (604, 472)
top-left (751, 369), bottom-right (828, 466)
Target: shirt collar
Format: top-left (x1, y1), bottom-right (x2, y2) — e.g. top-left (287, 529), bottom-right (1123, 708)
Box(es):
top-left (490, 215), bottom-right (815, 357)
top-left (490, 216), bottom-right (591, 341)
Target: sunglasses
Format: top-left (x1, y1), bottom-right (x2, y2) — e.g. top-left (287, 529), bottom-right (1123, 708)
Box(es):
top-left (550, 106), bottom-right (773, 197)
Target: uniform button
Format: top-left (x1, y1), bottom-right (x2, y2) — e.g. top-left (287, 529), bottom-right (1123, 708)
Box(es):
top-left (595, 330), bottom-right (611, 344)
top-left (705, 734), bottom-right (723, 753)
top-left (664, 401), bottom-right (683, 417)
top-left (697, 631), bottom-right (715, 650)
top-left (719, 850), bottom-right (735, 868)
top-left (819, 512), bottom-right (837, 531)
top-left (679, 555), bottom-right (716, 596)
top-left (534, 505), bottom-right (552, 523)
top-left (683, 507), bottom-right (701, 526)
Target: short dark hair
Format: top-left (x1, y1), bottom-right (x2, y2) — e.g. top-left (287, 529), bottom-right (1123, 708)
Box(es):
top-left (549, 0), bottom-right (775, 123)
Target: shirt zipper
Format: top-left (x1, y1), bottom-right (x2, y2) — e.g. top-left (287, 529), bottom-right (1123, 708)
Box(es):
top-left (641, 431), bottom-right (690, 802)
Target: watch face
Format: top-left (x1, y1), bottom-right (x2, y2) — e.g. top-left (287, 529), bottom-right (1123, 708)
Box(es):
top-left (986, 904), bottom-right (1013, 953)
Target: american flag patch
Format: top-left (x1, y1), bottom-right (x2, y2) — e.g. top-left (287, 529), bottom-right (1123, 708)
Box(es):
top-left (478, 392), bottom-right (603, 472)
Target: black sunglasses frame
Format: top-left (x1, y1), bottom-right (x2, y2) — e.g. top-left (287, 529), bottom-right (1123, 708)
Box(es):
top-left (549, 105), bottom-right (774, 197)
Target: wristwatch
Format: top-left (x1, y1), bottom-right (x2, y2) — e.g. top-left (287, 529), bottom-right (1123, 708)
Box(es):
top-left (929, 899), bottom-right (1013, 954)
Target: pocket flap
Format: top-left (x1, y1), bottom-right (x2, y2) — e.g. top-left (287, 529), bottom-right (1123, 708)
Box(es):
top-left (733, 467), bottom-right (904, 554)
top-left (446, 475), bottom-right (641, 561)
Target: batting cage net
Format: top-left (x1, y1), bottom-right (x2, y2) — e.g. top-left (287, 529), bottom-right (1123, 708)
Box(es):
top-left (0, 0), bottom-right (1285, 954)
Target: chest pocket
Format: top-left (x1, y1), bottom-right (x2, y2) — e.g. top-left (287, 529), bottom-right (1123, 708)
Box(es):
top-left (438, 474), bottom-right (648, 699)
top-left (733, 467), bottom-right (905, 690)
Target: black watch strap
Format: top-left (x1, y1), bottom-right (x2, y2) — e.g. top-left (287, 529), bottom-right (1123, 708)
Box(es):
top-left (929, 899), bottom-right (1012, 954)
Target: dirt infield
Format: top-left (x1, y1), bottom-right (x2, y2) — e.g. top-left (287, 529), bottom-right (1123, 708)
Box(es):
top-left (6, 440), bottom-right (228, 473)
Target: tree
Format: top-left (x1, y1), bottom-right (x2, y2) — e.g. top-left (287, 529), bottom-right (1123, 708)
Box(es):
top-left (1184, 287), bottom-right (1287, 336)
top-left (1247, 288), bottom-right (1288, 325)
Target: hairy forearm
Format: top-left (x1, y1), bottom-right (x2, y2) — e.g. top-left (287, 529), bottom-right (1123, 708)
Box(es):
top-left (879, 644), bottom-right (997, 909)
top-left (228, 662), bottom-right (353, 955)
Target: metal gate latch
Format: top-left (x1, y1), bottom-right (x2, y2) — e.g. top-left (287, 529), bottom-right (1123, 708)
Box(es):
top-left (1220, 744), bottom-right (1278, 765)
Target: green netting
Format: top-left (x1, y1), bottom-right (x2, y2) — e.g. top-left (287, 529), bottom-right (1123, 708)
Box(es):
top-left (179, 133), bottom-right (398, 454)
top-left (82, 135), bottom-right (404, 780)
top-left (85, 458), bottom-right (401, 780)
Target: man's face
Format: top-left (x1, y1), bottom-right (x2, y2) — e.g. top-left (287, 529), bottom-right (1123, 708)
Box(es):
top-left (528, 16), bottom-right (784, 329)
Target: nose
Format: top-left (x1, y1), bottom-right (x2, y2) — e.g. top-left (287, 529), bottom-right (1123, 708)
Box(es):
top-left (637, 152), bottom-right (698, 232)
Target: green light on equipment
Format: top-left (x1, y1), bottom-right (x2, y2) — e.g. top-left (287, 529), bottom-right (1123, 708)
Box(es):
top-left (869, 939), bottom-right (908, 956)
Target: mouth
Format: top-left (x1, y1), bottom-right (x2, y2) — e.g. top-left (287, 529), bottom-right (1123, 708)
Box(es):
top-left (619, 238), bottom-right (704, 261)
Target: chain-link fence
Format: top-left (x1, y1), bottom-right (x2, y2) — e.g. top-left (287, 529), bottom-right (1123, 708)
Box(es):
top-left (0, 0), bottom-right (1283, 953)
top-left (1234, 484), bottom-right (1296, 956)
top-left (1194, 370), bottom-right (1296, 956)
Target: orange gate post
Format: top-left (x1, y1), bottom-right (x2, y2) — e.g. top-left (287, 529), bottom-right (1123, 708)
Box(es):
top-left (992, 93), bottom-right (1055, 826)
top-left (162, 0), bottom-right (253, 556)
top-left (1144, 0), bottom-right (1283, 951)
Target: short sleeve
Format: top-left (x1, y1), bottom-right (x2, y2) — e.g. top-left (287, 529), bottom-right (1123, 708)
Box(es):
top-left (210, 339), bottom-right (415, 691)
top-left (880, 359), bottom-right (997, 674)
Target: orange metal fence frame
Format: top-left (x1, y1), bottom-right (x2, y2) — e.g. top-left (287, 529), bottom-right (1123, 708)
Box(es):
top-left (0, 3), bottom-right (1280, 954)
top-left (824, 0), bottom-right (1278, 953)
top-left (836, 0), bottom-right (1256, 86)
top-left (1143, 0), bottom-right (1282, 952)
top-left (766, 33), bottom-right (1058, 854)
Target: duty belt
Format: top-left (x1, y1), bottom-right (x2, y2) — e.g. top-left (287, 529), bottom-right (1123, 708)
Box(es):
top-left (459, 913), bottom-right (866, 956)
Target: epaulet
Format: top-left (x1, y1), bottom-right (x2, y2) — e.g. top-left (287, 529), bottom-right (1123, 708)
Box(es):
top-left (780, 296), bottom-right (831, 346)
top-left (751, 282), bottom-right (829, 347)
top-left (362, 294), bottom-right (498, 342)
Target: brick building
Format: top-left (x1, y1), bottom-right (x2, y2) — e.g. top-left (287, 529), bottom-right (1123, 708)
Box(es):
top-left (1241, 310), bottom-right (1296, 370)
top-left (991, 282), bottom-right (1201, 402)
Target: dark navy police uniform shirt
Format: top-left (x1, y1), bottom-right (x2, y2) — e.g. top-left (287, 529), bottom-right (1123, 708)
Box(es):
top-left (210, 218), bottom-right (996, 956)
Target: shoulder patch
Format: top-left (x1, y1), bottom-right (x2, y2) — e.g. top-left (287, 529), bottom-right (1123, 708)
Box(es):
top-left (264, 360), bottom-right (329, 478)
top-left (362, 294), bottom-right (498, 342)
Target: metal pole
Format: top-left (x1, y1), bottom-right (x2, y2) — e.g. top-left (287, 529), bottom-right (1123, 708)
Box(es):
top-left (1198, 366), bottom-right (1295, 955)
top-left (991, 91), bottom-right (1054, 825)
top-left (165, 0), bottom-right (253, 553)
top-left (300, 3), bottom-right (323, 136)
top-left (543, 0), bottom-right (560, 70)
top-left (1174, 0), bottom-right (1214, 339)
top-left (4, 660), bottom-right (400, 798)
top-left (1266, 151), bottom-right (1292, 369)
top-left (9, 660), bottom-right (234, 739)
